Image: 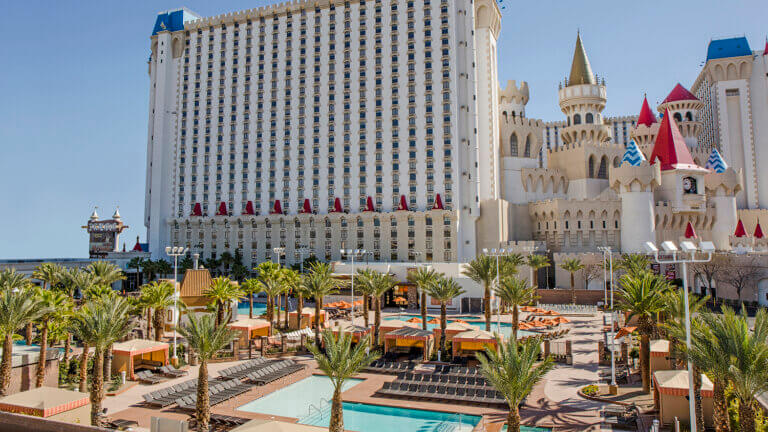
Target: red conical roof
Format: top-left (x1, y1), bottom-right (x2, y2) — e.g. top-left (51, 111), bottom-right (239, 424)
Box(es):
top-left (271, 200), bottom-right (283, 215)
top-left (331, 198), bottom-right (343, 213)
top-left (663, 83), bottom-right (699, 104)
top-left (684, 221), bottom-right (697, 239)
top-left (649, 109), bottom-right (699, 171)
top-left (132, 236), bottom-right (143, 252)
top-left (244, 201), bottom-right (255, 215)
top-left (637, 96), bottom-right (657, 127)
top-left (764, 38), bottom-right (768, 56)
top-left (432, 193), bottom-right (444, 210)
top-left (734, 219), bottom-right (747, 237)
top-left (301, 199), bottom-right (312, 214)
top-left (192, 203), bottom-right (203, 217)
top-left (398, 195), bottom-right (409, 211)
top-left (755, 220), bottom-right (764, 239)
top-left (364, 196), bottom-right (375, 212)
top-left (217, 202), bottom-right (228, 216)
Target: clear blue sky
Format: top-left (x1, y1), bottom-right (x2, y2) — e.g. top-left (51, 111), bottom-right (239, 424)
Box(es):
top-left (0, 1), bottom-right (764, 259)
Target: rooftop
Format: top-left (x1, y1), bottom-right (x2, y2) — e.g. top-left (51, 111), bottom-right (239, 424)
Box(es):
top-left (706, 36), bottom-right (752, 61)
top-left (152, 8), bottom-right (200, 36)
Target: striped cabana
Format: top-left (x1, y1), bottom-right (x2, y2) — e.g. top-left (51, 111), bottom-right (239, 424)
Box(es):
top-left (111, 339), bottom-right (169, 380)
top-left (330, 323), bottom-right (372, 345)
top-left (432, 321), bottom-right (474, 343)
top-left (649, 339), bottom-right (672, 374)
top-left (289, 307), bottom-right (326, 330)
top-left (451, 329), bottom-right (500, 358)
top-left (653, 370), bottom-right (714, 428)
top-left (229, 318), bottom-right (272, 349)
top-left (384, 327), bottom-right (435, 361)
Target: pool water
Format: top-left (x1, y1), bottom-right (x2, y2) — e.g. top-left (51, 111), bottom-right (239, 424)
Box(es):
top-left (502, 426), bottom-right (552, 432)
top-left (302, 402), bottom-right (480, 432)
top-left (383, 315), bottom-right (537, 339)
top-left (238, 375), bottom-right (363, 419)
top-left (236, 302), bottom-right (268, 318)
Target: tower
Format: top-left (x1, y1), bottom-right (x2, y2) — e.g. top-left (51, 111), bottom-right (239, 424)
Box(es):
top-left (630, 96), bottom-right (659, 155)
top-left (657, 84), bottom-right (705, 149)
top-left (704, 149), bottom-right (743, 250)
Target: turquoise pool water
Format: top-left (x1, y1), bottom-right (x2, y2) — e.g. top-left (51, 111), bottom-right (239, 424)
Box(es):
top-left (236, 302), bottom-right (268, 318)
top-left (502, 426), bottom-right (552, 432)
top-left (237, 375), bottom-right (363, 419)
top-left (383, 315), bottom-right (537, 339)
top-left (303, 402), bottom-right (480, 432)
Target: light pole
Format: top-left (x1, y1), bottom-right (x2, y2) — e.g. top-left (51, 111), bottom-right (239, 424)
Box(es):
top-left (598, 246), bottom-right (616, 390)
top-left (483, 247), bottom-right (512, 334)
top-left (165, 246), bottom-right (188, 363)
top-left (645, 240), bottom-right (714, 432)
top-left (341, 249), bottom-right (366, 322)
top-left (272, 247), bottom-right (286, 267)
top-left (296, 246), bottom-right (311, 273)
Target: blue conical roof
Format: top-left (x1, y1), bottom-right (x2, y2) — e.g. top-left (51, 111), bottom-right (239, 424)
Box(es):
top-left (705, 148), bottom-right (728, 173)
top-left (621, 141), bottom-right (646, 167)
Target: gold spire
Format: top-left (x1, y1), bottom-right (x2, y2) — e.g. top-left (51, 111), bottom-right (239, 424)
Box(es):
top-left (568, 32), bottom-right (596, 87)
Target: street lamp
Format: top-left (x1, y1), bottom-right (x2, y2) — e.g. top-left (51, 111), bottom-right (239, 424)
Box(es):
top-left (597, 246), bottom-right (616, 389)
top-left (645, 240), bottom-right (714, 432)
top-left (165, 245), bottom-right (189, 362)
top-left (296, 246), bottom-right (312, 273)
top-left (341, 249), bottom-right (367, 322)
top-left (272, 247), bottom-right (286, 267)
top-left (482, 247), bottom-right (513, 333)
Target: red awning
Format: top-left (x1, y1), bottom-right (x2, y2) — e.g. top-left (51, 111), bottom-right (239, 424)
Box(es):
top-left (271, 200), bottom-right (283, 215)
top-left (243, 201), bottom-right (255, 215)
top-left (192, 203), bottom-right (203, 217)
top-left (331, 197), bottom-right (343, 213)
top-left (684, 221), bottom-right (697, 239)
top-left (432, 193), bottom-right (444, 210)
top-left (217, 202), bottom-right (228, 216)
top-left (364, 196), bottom-right (375, 212)
top-left (398, 195), bottom-right (409, 211)
top-left (301, 198), bottom-right (312, 214)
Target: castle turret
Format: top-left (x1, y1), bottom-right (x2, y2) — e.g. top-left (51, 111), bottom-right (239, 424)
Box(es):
top-left (610, 143), bottom-right (661, 253)
top-left (499, 80), bottom-right (529, 120)
top-left (558, 33), bottom-right (611, 145)
top-left (657, 84), bottom-right (704, 149)
top-left (703, 148), bottom-right (743, 250)
top-left (630, 96), bottom-right (659, 154)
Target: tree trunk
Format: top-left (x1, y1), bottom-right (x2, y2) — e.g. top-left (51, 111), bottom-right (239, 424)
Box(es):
top-left (266, 296), bottom-right (273, 325)
top-left (484, 283), bottom-right (491, 331)
top-left (90, 348), bottom-right (104, 426)
top-left (363, 295), bottom-right (369, 328)
top-left (196, 361), bottom-right (210, 432)
top-left (249, 294), bottom-right (254, 319)
top-left (507, 404), bottom-right (521, 432)
top-left (64, 334), bottom-right (71, 364)
top-left (532, 270), bottom-right (539, 290)
top-left (440, 304), bottom-right (447, 357)
top-left (738, 398), bottom-right (756, 432)
top-left (146, 309), bottom-right (152, 339)
top-left (104, 345), bottom-right (113, 383)
top-left (421, 290), bottom-right (427, 331)
top-left (374, 297), bottom-right (382, 347)
top-left (154, 309), bottom-right (165, 342)
top-left (713, 379), bottom-right (731, 432)
top-left (25, 323), bottom-right (33, 345)
top-left (284, 292), bottom-right (289, 329)
top-left (217, 301), bottom-right (225, 327)
top-left (511, 306), bottom-right (519, 341)
top-left (329, 386), bottom-right (344, 432)
top-left (36, 321), bottom-right (49, 387)
top-left (314, 297), bottom-right (322, 347)
top-left (570, 273), bottom-right (576, 304)
top-left (0, 334), bottom-right (14, 396)
top-left (639, 333), bottom-right (651, 393)
top-left (79, 343), bottom-right (89, 393)
top-left (297, 295), bottom-right (304, 328)
top-left (276, 294), bottom-right (281, 327)
top-left (693, 365), bottom-right (705, 432)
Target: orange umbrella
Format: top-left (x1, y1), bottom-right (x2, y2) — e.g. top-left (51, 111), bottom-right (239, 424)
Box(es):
top-left (427, 318), bottom-right (440, 324)
top-left (517, 322), bottom-right (533, 330)
top-left (542, 310), bottom-right (560, 316)
top-left (528, 320), bottom-right (547, 328)
top-left (353, 299), bottom-right (364, 306)
top-left (324, 302), bottom-right (339, 308)
top-left (531, 307), bottom-right (547, 313)
top-left (615, 326), bottom-right (637, 339)
top-left (519, 306), bottom-right (536, 312)
top-left (337, 301), bottom-right (352, 309)
top-left (407, 317), bottom-right (423, 324)
top-left (553, 316), bottom-right (570, 324)
top-left (453, 319), bottom-right (468, 324)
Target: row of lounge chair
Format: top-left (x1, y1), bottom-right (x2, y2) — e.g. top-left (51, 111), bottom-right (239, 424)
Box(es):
top-left (135, 370), bottom-right (165, 385)
top-left (396, 372), bottom-right (490, 388)
top-left (135, 365), bottom-right (189, 385)
top-left (431, 364), bottom-right (481, 376)
top-left (542, 328), bottom-right (570, 340)
top-left (363, 360), bottom-right (416, 374)
top-left (142, 378), bottom-right (201, 407)
top-left (377, 381), bottom-right (506, 405)
top-left (217, 358), bottom-right (270, 380)
top-left (244, 360), bottom-right (306, 385)
top-left (176, 379), bottom-right (253, 410)
top-left (159, 365), bottom-right (188, 378)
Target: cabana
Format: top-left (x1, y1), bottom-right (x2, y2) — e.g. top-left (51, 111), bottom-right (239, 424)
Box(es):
top-left (112, 339), bottom-right (169, 380)
top-left (452, 329), bottom-right (499, 358)
top-left (331, 322), bottom-right (372, 345)
top-left (0, 387), bottom-right (90, 425)
top-left (433, 321), bottom-right (474, 343)
top-left (650, 340), bottom-right (672, 374)
top-left (653, 370), bottom-right (714, 428)
top-left (289, 307), bottom-right (326, 330)
top-left (384, 327), bottom-right (435, 361)
top-left (232, 419), bottom-right (326, 432)
top-left (378, 319), bottom-right (417, 339)
top-left (229, 318), bottom-right (271, 349)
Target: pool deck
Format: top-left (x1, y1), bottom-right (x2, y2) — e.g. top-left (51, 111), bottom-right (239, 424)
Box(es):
top-left (108, 311), bottom-right (608, 432)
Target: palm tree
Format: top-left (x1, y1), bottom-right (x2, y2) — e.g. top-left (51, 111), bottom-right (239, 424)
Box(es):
top-left (69, 297), bottom-right (132, 426)
top-left (462, 255), bottom-right (496, 331)
top-left (302, 263), bottom-right (339, 346)
top-left (33, 288), bottom-right (71, 387)
top-left (0, 286), bottom-right (49, 396)
top-left (32, 262), bottom-right (63, 291)
top-left (424, 277), bottom-right (465, 357)
top-left (205, 277), bottom-right (244, 326)
top-left (527, 254), bottom-right (550, 289)
top-left (280, 269), bottom-right (301, 329)
top-left (615, 253), bottom-right (651, 278)
top-left (500, 253), bottom-right (525, 278)
top-left (559, 258), bottom-right (584, 304)
top-left (255, 262), bottom-right (282, 328)
top-left (368, 272), bottom-right (396, 347)
top-left (241, 278), bottom-right (262, 319)
top-left (67, 268), bottom-right (99, 301)
top-left (494, 276), bottom-right (537, 341)
top-left (0, 268), bottom-right (30, 293)
top-left (616, 271), bottom-right (670, 393)
top-left (476, 337), bottom-right (554, 432)
top-left (354, 269), bottom-right (377, 328)
top-left (140, 281), bottom-right (176, 341)
top-left (407, 266), bottom-right (440, 331)
top-left (308, 330), bottom-right (379, 432)
top-left (177, 312), bottom-right (237, 432)
top-left (86, 261), bottom-right (126, 288)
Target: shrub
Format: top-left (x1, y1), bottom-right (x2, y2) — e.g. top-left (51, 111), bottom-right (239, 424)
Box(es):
top-left (581, 384), bottom-right (599, 396)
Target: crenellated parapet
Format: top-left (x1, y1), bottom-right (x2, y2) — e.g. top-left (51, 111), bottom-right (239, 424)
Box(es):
top-left (499, 117), bottom-right (544, 158)
top-left (528, 197), bottom-right (621, 252)
top-left (705, 167), bottom-right (744, 196)
top-left (547, 141), bottom-right (624, 180)
top-left (521, 168), bottom-right (569, 194)
top-left (499, 80), bottom-right (530, 106)
top-left (631, 123), bottom-right (660, 151)
top-left (609, 162), bottom-right (661, 193)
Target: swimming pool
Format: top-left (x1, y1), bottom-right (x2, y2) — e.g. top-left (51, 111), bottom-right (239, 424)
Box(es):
top-left (236, 302), bottom-right (268, 318)
top-left (238, 375), bottom-right (363, 419)
top-left (383, 315), bottom-right (538, 339)
top-left (502, 426), bottom-right (552, 432)
top-left (302, 402), bottom-right (480, 432)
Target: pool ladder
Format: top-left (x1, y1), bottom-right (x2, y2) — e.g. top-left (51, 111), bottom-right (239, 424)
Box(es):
top-left (304, 397), bottom-right (331, 421)
top-left (435, 413), bottom-right (464, 432)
